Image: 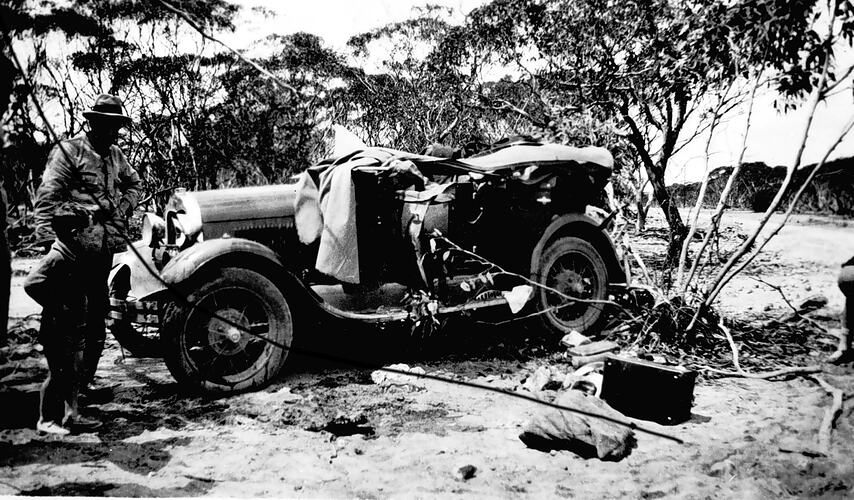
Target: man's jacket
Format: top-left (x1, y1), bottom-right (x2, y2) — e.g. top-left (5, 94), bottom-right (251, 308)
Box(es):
top-left (33, 133), bottom-right (142, 252)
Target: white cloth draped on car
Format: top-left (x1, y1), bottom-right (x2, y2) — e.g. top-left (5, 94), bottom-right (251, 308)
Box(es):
top-left (294, 148), bottom-right (431, 284)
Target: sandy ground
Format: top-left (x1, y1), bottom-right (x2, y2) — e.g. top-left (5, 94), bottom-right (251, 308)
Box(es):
top-left (1, 210), bottom-right (853, 498)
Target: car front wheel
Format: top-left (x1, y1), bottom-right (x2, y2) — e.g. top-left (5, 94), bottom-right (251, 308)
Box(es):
top-left (161, 266), bottom-right (294, 394)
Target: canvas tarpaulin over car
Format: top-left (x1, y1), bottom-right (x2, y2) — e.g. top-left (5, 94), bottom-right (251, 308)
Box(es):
top-left (294, 148), bottom-right (433, 284)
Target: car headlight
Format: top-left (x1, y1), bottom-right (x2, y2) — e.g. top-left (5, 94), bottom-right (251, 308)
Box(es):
top-left (166, 211), bottom-right (203, 248)
top-left (176, 211), bottom-right (201, 237)
top-left (164, 191), bottom-right (203, 248)
top-left (141, 213), bottom-right (166, 248)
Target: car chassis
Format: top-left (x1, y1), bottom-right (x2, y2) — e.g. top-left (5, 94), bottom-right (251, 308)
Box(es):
top-left (107, 138), bottom-right (625, 394)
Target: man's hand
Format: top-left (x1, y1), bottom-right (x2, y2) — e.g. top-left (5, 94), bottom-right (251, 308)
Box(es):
top-left (23, 231), bottom-right (54, 255)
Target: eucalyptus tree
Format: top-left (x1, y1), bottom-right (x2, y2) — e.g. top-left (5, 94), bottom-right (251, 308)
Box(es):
top-left (458, 0), bottom-right (840, 260)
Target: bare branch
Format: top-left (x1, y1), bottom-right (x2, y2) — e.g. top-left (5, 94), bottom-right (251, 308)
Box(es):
top-left (706, 111), bottom-right (854, 305)
top-left (436, 113), bottom-right (461, 143)
top-left (810, 376), bottom-right (844, 454)
top-left (675, 86), bottom-right (732, 291)
top-left (702, 365), bottom-right (823, 379)
top-left (155, 0), bottom-right (297, 94)
top-left (700, 0), bottom-right (846, 305)
top-left (825, 63), bottom-right (854, 93)
top-left (748, 276), bottom-right (837, 336)
top-left (698, 321), bottom-right (822, 379)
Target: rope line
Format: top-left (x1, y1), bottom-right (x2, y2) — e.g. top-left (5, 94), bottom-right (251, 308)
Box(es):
top-left (1, 24), bottom-right (683, 444)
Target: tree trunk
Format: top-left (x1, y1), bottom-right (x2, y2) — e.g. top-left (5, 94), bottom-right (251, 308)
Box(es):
top-left (634, 177), bottom-right (647, 231)
top-left (619, 105), bottom-right (686, 261)
top-left (646, 162), bottom-right (686, 262)
top-left (636, 199), bottom-right (646, 231)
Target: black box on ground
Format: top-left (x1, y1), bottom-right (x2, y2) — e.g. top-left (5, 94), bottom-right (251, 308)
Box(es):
top-left (600, 355), bottom-right (697, 425)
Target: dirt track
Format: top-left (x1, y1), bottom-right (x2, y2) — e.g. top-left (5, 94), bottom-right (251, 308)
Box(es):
top-left (1, 210), bottom-right (853, 498)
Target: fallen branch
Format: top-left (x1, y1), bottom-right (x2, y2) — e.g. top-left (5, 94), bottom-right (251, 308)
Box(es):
top-left (433, 233), bottom-right (639, 320)
top-left (624, 236), bottom-right (653, 287)
top-left (483, 300), bottom-right (606, 326)
top-left (184, 474), bottom-right (221, 483)
top-left (810, 376), bottom-right (844, 454)
top-left (700, 321), bottom-right (822, 379)
top-left (748, 276), bottom-right (835, 336)
top-left (722, 321), bottom-right (744, 372)
top-left (700, 365), bottom-right (822, 379)
top-left (778, 446), bottom-right (825, 458)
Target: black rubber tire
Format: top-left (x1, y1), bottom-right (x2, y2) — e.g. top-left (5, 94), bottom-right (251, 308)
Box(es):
top-left (161, 267), bottom-right (294, 394)
top-left (108, 290), bottom-right (163, 358)
top-left (534, 236), bottom-right (608, 336)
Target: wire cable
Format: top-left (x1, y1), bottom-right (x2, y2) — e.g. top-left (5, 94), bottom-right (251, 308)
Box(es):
top-left (2, 25), bottom-right (683, 444)
top-left (155, 0), bottom-right (297, 95)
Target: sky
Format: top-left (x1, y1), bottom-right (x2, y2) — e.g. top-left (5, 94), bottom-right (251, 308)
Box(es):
top-left (223, 0), bottom-right (482, 51)
top-left (668, 75), bottom-right (854, 184)
top-left (212, 1), bottom-right (854, 184)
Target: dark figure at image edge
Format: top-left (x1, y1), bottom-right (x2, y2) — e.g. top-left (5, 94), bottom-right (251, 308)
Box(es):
top-left (831, 258), bottom-right (854, 363)
top-left (23, 94), bottom-right (141, 435)
top-left (1, 54), bottom-right (16, 346)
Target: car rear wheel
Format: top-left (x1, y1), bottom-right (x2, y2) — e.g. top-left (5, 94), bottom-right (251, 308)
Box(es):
top-left (534, 236), bottom-right (608, 336)
top-left (161, 266), bottom-right (294, 394)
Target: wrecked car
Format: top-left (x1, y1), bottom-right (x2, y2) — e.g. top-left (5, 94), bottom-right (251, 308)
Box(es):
top-left (107, 136), bottom-right (625, 394)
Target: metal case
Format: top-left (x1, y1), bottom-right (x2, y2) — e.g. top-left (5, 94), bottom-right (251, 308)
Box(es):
top-left (600, 355), bottom-right (697, 425)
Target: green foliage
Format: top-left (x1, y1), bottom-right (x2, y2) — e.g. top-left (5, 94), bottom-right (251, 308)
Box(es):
top-left (2, 0), bottom-right (343, 213)
top-left (338, 5), bottom-right (486, 151)
top-left (0, 1), bottom-right (100, 37)
top-left (1, 0), bottom-right (851, 249)
top-left (669, 156), bottom-right (854, 215)
top-left (455, 0), bottom-right (853, 257)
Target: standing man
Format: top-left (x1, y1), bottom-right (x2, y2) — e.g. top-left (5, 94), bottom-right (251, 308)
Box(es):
top-left (25, 94), bottom-right (141, 434)
top-left (0, 53), bottom-right (17, 344)
top-left (831, 261), bottom-right (854, 363)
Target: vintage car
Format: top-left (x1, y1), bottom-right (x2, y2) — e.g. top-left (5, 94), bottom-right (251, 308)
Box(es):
top-left (107, 136), bottom-right (625, 394)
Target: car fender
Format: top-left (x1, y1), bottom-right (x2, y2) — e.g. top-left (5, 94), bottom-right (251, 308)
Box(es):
top-left (109, 240), bottom-right (168, 301)
top-left (530, 213), bottom-right (625, 284)
top-left (159, 237), bottom-right (285, 286)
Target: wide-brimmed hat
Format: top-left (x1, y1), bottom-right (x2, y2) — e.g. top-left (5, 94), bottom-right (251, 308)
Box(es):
top-left (82, 94), bottom-right (131, 126)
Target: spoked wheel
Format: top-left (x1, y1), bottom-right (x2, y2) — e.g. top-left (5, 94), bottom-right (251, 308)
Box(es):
top-left (535, 236), bottom-right (608, 335)
top-left (162, 267), bottom-right (293, 394)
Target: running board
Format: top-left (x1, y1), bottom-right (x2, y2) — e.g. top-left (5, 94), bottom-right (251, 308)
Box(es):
top-left (315, 297), bottom-right (509, 323)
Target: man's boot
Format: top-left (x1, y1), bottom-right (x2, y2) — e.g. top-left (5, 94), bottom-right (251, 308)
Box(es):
top-left (37, 375), bottom-right (70, 435)
top-left (62, 350), bottom-right (102, 433)
top-left (63, 414), bottom-right (102, 433)
top-left (828, 328), bottom-right (852, 363)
